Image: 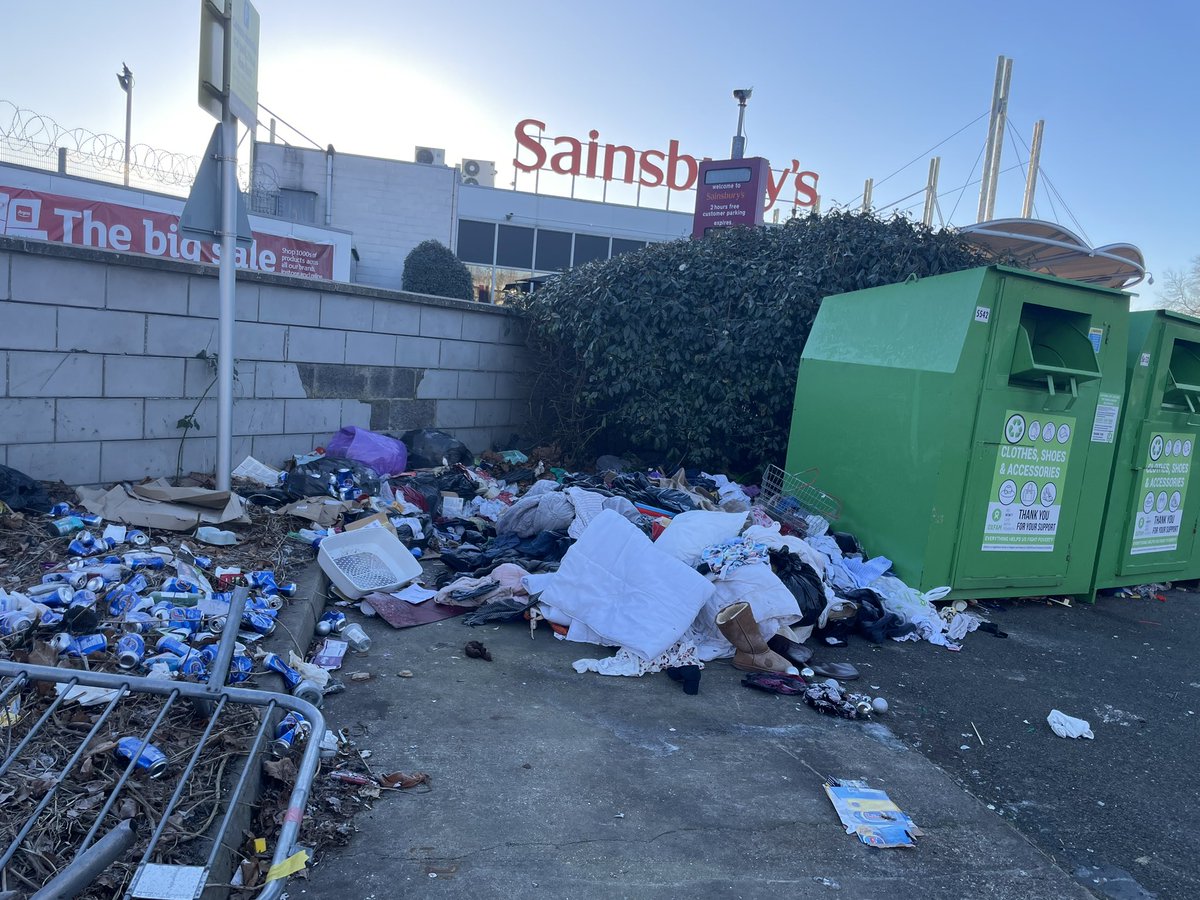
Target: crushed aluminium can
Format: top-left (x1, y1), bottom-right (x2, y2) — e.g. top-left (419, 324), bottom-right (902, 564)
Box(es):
top-left (226, 653), bottom-right (253, 684)
top-left (114, 737), bottom-right (168, 778)
top-left (116, 633), bottom-right (145, 669)
top-left (271, 711), bottom-right (311, 757)
top-left (65, 633), bottom-right (108, 656)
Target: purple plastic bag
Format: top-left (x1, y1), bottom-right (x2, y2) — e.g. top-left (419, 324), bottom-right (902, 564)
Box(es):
top-left (325, 427), bottom-right (408, 476)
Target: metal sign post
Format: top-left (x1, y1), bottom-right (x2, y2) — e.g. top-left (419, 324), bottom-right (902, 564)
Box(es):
top-left (191, 0), bottom-right (259, 490)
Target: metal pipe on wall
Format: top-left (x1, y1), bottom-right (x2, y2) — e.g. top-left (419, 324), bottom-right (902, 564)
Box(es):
top-left (325, 144), bottom-right (334, 227)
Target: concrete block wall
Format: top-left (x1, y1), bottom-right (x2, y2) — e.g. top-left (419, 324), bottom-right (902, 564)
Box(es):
top-left (0, 237), bottom-right (533, 486)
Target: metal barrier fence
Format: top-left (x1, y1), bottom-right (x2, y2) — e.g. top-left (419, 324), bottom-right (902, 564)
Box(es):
top-left (0, 592), bottom-right (322, 899)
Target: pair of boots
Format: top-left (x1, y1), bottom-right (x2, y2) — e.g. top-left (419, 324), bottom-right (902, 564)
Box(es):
top-left (716, 602), bottom-right (799, 676)
top-left (716, 602), bottom-right (861, 681)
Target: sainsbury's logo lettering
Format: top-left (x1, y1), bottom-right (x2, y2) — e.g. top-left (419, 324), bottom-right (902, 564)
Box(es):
top-left (512, 118), bottom-right (819, 210)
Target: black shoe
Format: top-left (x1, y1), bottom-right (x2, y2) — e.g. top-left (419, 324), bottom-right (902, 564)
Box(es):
top-left (666, 665), bottom-right (701, 695)
top-left (767, 635), bottom-right (814, 667)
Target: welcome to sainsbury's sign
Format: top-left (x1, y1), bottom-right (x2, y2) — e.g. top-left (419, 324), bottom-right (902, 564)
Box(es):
top-left (512, 118), bottom-right (819, 211)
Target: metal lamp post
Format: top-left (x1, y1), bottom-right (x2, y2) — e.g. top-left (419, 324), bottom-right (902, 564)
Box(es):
top-left (116, 63), bottom-right (134, 186)
top-left (731, 88), bottom-right (752, 159)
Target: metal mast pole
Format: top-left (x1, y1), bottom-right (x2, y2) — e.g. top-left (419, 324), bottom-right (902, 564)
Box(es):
top-left (118, 64), bottom-right (134, 187)
top-left (976, 55), bottom-right (1005, 223)
top-left (922, 156), bottom-right (941, 226)
top-left (861, 178), bottom-right (873, 213)
top-left (983, 57), bottom-right (1013, 221)
top-left (216, 1), bottom-right (237, 491)
top-left (1021, 119), bottom-right (1044, 219)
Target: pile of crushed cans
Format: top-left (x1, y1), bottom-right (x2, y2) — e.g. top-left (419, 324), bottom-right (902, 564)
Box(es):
top-left (1, 502), bottom-right (322, 707)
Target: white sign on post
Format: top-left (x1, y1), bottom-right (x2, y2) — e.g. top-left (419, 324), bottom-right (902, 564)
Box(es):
top-left (228, 0), bottom-right (260, 127)
top-left (197, 0), bottom-right (259, 126)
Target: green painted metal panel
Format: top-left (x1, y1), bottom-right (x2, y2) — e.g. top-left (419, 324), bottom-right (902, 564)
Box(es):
top-left (787, 265), bottom-right (1129, 601)
top-left (1092, 309), bottom-right (1200, 592)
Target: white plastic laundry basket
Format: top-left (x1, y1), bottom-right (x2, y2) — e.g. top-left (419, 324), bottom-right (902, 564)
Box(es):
top-left (317, 527), bottom-right (422, 600)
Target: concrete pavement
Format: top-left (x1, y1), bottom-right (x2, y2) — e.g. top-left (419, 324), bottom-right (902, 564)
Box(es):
top-left (295, 599), bottom-right (1089, 900)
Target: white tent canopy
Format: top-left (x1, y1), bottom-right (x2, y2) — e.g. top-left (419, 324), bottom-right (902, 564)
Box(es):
top-left (958, 218), bottom-right (1146, 290)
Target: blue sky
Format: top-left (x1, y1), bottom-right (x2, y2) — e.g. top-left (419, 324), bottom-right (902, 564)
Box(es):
top-left (2, 0), bottom-right (1195, 301)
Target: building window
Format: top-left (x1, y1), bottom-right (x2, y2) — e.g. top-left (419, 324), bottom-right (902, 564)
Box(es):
top-left (275, 189), bottom-right (317, 223)
top-left (573, 233), bottom-right (610, 266)
top-left (611, 238), bottom-right (646, 257)
top-left (457, 220), bottom-right (496, 265)
top-left (496, 224), bottom-right (535, 269)
top-left (535, 229), bottom-right (572, 272)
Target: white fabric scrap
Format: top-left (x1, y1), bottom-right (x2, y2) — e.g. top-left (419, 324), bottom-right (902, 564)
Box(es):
top-left (1047, 709), bottom-right (1094, 739)
top-left (573, 637), bottom-right (703, 677)
top-left (701, 472), bottom-right (752, 512)
top-left (652, 509), bottom-right (748, 567)
top-left (538, 509), bottom-right (714, 660)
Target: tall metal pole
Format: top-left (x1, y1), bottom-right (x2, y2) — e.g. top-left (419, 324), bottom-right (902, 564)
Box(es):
top-left (861, 178), bottom-right (873, 213)
top-left (216, 2), bottom-right (237, 491)
top-left (1021, 119), bottom-right (1044, 219)
top-left (922, 156), bottom-right (941, 226)
top-left (976, 55), bottom-right (1005, 223)
top-left (118, 64), bottom-right (134, 187)
top-left (732, 100), bottom-right (747, 159)
top-left (983, 56), bottom-right (1012, 221)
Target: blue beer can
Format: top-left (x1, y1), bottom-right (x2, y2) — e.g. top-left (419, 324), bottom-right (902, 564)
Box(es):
top-left (114, 737), bottom-right (168, 778)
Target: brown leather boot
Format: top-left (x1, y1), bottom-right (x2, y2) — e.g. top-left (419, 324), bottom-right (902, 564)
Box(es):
top-left (716, 602), bottom-right (799, 675)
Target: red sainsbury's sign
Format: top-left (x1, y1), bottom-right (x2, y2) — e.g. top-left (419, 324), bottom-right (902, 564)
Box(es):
top-left (512, 118), bottom-right (819, 210)
top-left (0, 185), bottom-right (335, 280)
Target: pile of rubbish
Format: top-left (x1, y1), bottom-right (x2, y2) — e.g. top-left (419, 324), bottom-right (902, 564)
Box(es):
top-left (262, 427), bottom-right (988, 720)
top-left (0, 422), bottom-right (995, 890)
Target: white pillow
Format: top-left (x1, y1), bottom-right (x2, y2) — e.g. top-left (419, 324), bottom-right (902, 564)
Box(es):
top-left (652, 509), bottom-right (748, 566)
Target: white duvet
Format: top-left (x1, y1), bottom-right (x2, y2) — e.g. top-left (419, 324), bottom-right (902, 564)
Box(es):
top-left (537, 509), bottom-right (715, 660)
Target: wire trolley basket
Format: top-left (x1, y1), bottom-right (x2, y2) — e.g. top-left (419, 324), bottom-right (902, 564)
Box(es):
top-left (754, 464), bottom-right (842, 533)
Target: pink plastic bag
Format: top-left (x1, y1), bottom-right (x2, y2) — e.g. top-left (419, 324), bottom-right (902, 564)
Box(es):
top-left (325, 427), bottom-right (408, 476)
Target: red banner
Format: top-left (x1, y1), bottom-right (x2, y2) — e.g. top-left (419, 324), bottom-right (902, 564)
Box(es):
top-left (0, 185), bottom-right (334, 280)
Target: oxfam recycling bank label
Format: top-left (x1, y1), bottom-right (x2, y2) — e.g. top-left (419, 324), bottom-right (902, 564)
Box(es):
top-left (982, 410), bottom-right (1074, 552)
top-left (1130, 432), bottom-right (1195, 555)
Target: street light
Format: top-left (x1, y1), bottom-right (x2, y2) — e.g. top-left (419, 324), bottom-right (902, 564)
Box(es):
top-left (116, 63), bottom-right (134, 186)
top-left (731, 88), bottom-right (752, 159)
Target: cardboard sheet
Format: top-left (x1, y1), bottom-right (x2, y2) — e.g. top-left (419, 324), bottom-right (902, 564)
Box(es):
top-left (76, 480), bottom-right (249, 531)
top-left (274, 497), bottom-right (354, 527)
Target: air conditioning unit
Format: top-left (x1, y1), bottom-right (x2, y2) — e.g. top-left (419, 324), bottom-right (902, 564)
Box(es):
top-left (414, 146), bottom-right (446, 166)
top-left (460, 159), bottom-right (496, 187)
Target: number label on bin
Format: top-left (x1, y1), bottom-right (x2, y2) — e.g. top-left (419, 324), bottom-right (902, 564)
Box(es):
top-left (974, 306), bottom-right (991, 323)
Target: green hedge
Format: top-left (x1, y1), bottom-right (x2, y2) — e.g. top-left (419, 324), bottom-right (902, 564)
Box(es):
top-left (515, 211), bottom-right (994, 471)
top-left (402, 239), bottom-right (474, 301)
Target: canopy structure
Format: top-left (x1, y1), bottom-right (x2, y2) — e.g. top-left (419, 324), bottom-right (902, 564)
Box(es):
top-left (958, 218), bottom-right (1146, 290)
